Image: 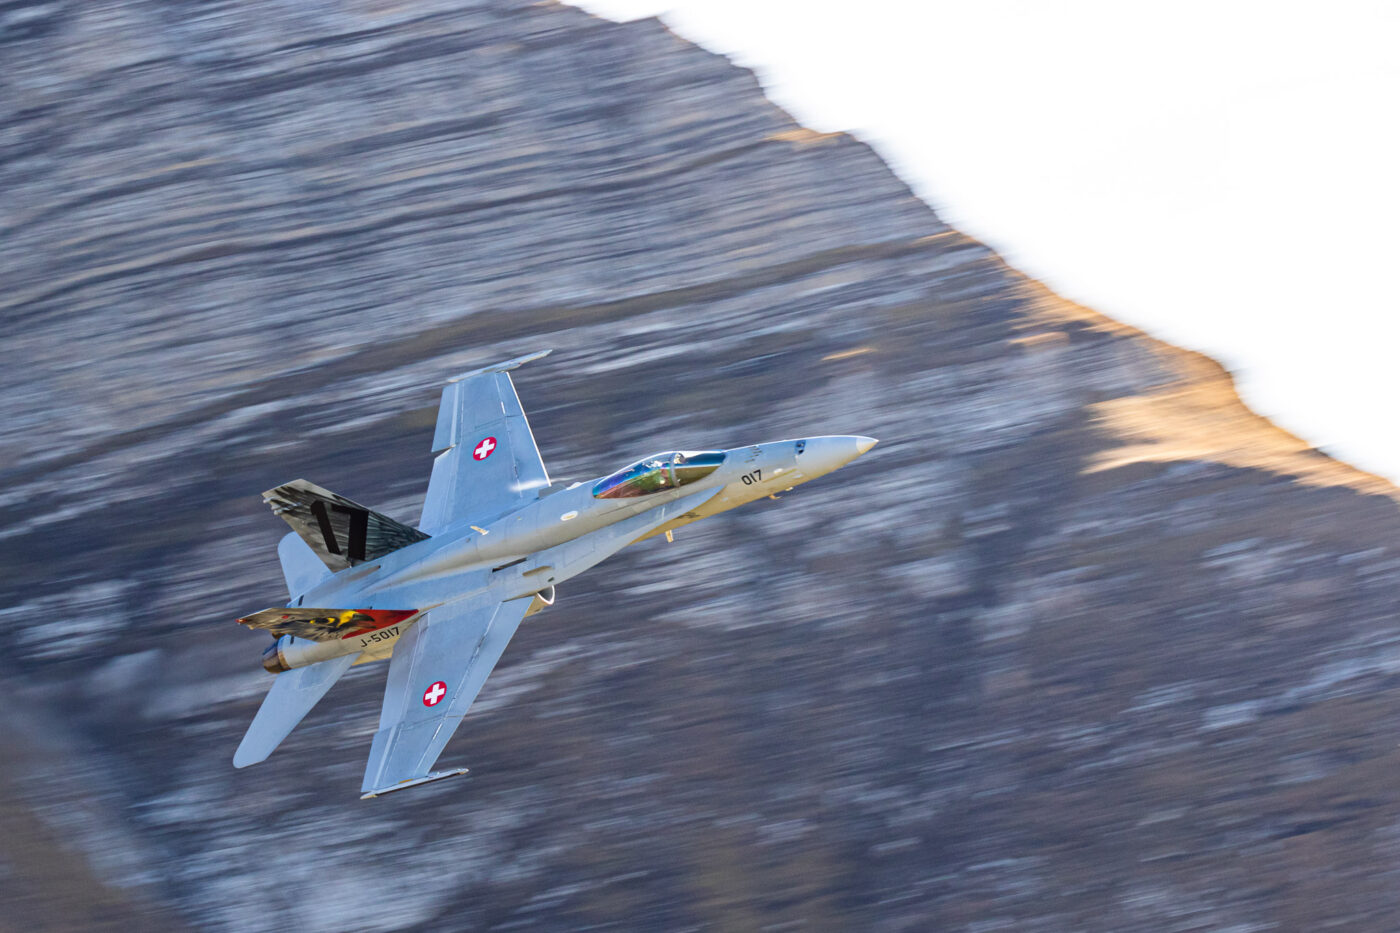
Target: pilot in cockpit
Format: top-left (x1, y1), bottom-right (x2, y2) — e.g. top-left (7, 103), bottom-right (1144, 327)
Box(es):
top-left (593, 450), bottom-right (725, 499)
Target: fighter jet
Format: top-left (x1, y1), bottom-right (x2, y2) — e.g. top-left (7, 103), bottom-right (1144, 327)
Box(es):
top-left (234, 350), bottom-right (876, 797)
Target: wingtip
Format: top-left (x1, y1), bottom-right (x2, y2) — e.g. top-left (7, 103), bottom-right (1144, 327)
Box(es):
top-left (232, 748), bottom-right (263, 769)
top-left (446, 349), bottom-right (552, 383)
top-left (360, 767), bottom-right (470, 799)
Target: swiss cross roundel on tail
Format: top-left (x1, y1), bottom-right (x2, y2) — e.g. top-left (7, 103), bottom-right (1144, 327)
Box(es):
top-left (423, 681), bottom-right (447, 707)
top-left (472, 437), bottom-right (497, 461)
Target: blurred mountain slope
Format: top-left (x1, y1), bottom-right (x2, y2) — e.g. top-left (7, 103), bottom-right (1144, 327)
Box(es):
top-left (3, 1), bottom-right (1400, 930)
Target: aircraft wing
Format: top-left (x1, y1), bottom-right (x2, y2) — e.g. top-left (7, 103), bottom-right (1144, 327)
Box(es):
top-left (418, 351), bottom-right (551, 534)
top-left (360, 592), bottom-right (533, 797)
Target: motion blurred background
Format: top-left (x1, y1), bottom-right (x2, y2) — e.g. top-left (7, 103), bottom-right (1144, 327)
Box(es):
top-left (3, 1), bottom-right (1400, 930)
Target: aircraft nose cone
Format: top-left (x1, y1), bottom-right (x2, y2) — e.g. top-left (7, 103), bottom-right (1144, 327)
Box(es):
top-left (797, 435), bottom-right (879, 476)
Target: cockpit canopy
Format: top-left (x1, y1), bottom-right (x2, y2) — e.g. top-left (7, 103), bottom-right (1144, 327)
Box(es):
top-left (593, 450), bottom-right (726, 499)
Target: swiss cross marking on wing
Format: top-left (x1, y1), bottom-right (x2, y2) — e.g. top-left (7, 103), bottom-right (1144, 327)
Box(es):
top-left (473, 437), bottom-right (497, 460)
top-left (423, 681), bottom-right (447, 707)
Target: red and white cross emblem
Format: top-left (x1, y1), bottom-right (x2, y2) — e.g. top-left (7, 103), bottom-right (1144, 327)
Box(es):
top-left (473, 436), bottom-right (497, 460)
top-left (422, 681), bottom-right (447, 707)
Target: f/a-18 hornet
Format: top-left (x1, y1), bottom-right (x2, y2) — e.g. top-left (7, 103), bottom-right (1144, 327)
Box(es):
top-left (234, 350), bottom-right (876, 798)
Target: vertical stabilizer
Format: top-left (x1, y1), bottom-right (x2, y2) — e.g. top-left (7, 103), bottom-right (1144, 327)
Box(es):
top-left (277, 532), bottom-right (331, 601)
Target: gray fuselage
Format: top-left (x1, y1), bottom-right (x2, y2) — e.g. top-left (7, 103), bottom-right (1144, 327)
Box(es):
top-left (264, 435), bottom-right (873, 671)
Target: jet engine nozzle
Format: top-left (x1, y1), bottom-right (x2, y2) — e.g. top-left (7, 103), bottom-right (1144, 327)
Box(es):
top-left (261, 639), bottom-right (290, 674)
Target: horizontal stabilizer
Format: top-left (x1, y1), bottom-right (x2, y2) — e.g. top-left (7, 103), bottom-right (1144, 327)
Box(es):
top-left (264, 479), bottom-right (429, 573)
top-left (238, 607), bottom-right (417, 642)
top-left (234, 653), bottom-right (358, 768)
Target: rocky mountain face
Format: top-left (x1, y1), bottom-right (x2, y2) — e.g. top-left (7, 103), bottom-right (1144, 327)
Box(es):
top-left (5, 1), bottom-right (1400, 930)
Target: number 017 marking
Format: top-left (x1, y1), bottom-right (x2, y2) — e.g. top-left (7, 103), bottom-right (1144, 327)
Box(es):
top-left (740, 469), bottom-right (763, 486)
